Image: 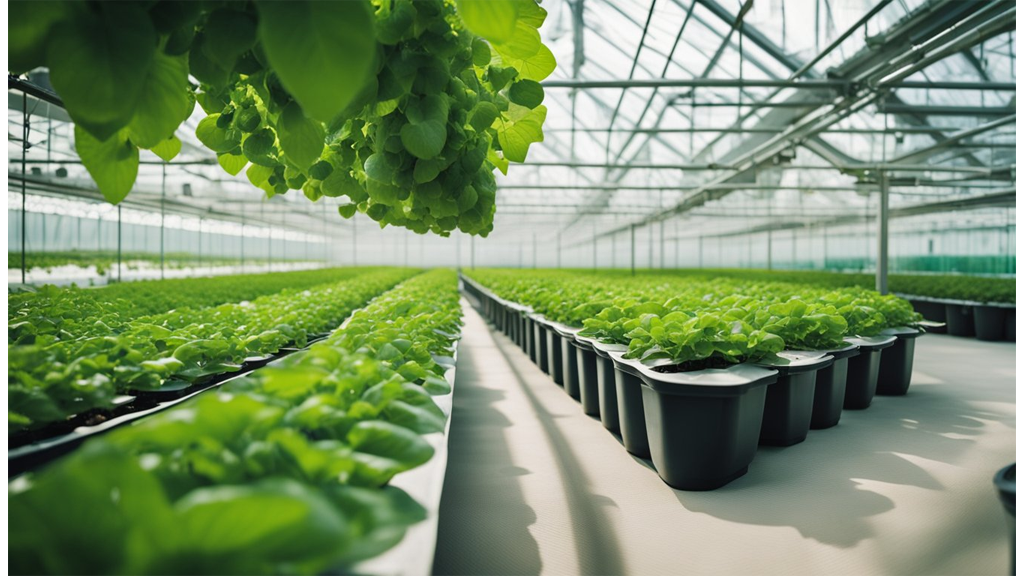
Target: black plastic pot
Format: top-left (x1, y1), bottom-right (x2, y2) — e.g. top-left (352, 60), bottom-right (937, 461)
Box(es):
top-left (945, 303), bottom-right (976, 337)
top-left (809, 343), bottom-right (859, 430)
top-left (910, 298), bottom-right (947, 334)
top-left (556, 330), bottom-right (580, 399)
top-left (843, 335), bottom-right (896, 409)
top-left (975, 305), bottom-right (1009, 342)
top-left (994, 463), bottom-right (1016, 575)
top-left (590, 341), bottom-right (623, 432)
top-left (877, 327), bottom-right (926, 396)
top-left (531, 317), bottom-right (549, 373)
top-left (610, 353), bottom-right (651, 458)
top-left (523, 314), bottom-right (533, 355)
top-left (571, 339), bottom-right (602, 416)
top-left (544, 325), bottom-right (564, 385)
top-left (754, 352), bottom-right (834, 446)
top-left (636, 362), bottom-right (778, 491)
top-left (1006, 313), bottom-right (1016, 342)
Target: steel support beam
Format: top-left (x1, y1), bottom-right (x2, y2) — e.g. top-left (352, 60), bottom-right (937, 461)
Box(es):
top-left (541, 78), bottom-right (1015, 90)
top-left (876, 173), bottom-right (889, 294)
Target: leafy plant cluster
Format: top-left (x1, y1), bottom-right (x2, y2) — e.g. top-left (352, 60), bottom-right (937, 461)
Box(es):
top-left (10, 267), bottom-right (375, 340)
top-left (11, 0), bottom-right (554, 237)
top-left (468, 269), bottom-right (922, 368)
top-left (9, 268), bottom-right (415, 432)
top-left (10, 269), bottom-right (463, 575)
top-left (651, 268), bottom-right (1016, 305)
top-left (9, 250), bottom-right (318, 276)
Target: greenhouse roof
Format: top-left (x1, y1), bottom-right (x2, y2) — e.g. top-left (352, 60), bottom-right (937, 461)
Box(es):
top-left (7, 0), bottom-right (1016, 246)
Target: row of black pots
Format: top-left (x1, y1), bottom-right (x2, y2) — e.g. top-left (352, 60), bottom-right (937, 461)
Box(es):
top-left (462, 276), bottom-right (923, 490)
top-left (906, 296), bottom-right (1015, 342)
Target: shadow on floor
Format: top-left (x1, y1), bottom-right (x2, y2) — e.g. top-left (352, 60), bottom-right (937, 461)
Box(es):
top-left (432, 313), bottom-right (542, 576)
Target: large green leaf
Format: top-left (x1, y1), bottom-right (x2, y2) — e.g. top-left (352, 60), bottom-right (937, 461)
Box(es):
top-left (256, 0), bottom-right (376, 122)
top-left (195, 115), bottom-right (241, 153)
top-left (400, 95), bottom-right (449, 160)
top-left (508, 79), bottom-right (544, 109)
top-left (127, 52), bottom-right (192, 149)
top-left (455, 0), bottom-right (519, 43)
top-left (496, 104), bottom-right (546, 163)
top-left (9, 0), bottom-right (73, 73)
top-left (218, 152), bottom-right (249, 176)
top-left (278, 102), bottom-right (326, 169)
top-left (47, 3), bottom-right (157, 141)
top-left (75, 127), bottom-right (139, 204)
top-left (151, 136), bottom-right (182, 162)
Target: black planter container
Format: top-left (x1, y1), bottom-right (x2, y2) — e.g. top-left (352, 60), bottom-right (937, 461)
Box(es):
top-left (754, 352), bottom-right (834, 446)
top-left (588, 340), bottom-right (624, 432)
top-left (994, 463), bottom-right (1016, 574)
top-left (543, 325), bottom-right (564, 386)
top-left (1006, 313), bottom-right (1016, 342)
top-left (975, 305), bottom-right (1009, 342)
top-left (877, 326), bottom-right (926, 396)
top-left (636, 362), bottom-right (778, 490)
top-left (945, 303), bottom-right (976, 338)
top-left (571, 339), bottom-right (602, 416)
top-left (531, 317), bottom-right (549, 373)
top-left (809, 343), bottom-right (860, 430)
top-left (910, 298), bottom-right (947, 334)
top-left (555, 329), bottom-right (581, 399)
top-left (843, 335), bottom-right (897, 409)
top-left (609, 353), bottom-right (651, 458)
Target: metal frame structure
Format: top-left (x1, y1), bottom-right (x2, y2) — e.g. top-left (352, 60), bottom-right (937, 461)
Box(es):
top-left (6, 0), bottom-right (1017, 283)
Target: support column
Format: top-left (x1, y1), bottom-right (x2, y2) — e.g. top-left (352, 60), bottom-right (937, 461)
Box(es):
top-left (117, 205), bottom-right (122, 283)
top-left (556, 232), bottom-right (561, 268)
top-left (21, 93), bottom-right (28, 284)
top-left (876, 172), bottom-right (889, 294)
top-left (630, 224), bottom-right (636, 276)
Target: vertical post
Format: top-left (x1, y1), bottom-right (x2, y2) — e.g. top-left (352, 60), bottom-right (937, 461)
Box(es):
top-left (647, 225), bottom-right (653, 269)
top-left (767, 230), bottom-right (773, 270)
top-left (823, 224), bottom-right (828, 269)
top-left (21, 93), bottom-right (28, 284)
top-left (470, 235), bottom-right (475, 270)
top-left (556, 232), bottom-right (561, 268)
top-left (241, 205), bottom-right (246, 272)
top-left (352, 215), bottom-right (357, 266)
top-left (876, 172), bottom-right (889, 294)
top-left (592, 223), bottom-right (597, 270)
top-left (659, 221), bottom-right (664, 269)
top-left (698, 236), bottom-right (703, 268)
top-left (630, 224), bottom-right (636, 276)
top-left (198, 216), bottom-right (203, 271)
top-left (611, 233), bottom-right (616, 269)
top-left (532, 233), bottom-right (537, 268)
top-left (117, 205), bottom-right (122, 283)
top-left (792, 228), bottom-right (797, 269)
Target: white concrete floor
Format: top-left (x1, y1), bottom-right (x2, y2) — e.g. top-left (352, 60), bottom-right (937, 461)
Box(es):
top-left (433, 299), bottom-right (1016, 576)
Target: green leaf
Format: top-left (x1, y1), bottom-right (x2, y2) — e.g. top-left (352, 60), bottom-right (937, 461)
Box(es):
top-left (47, 3), bottom-right (157, 141)
top-left (150, 137), bottom-right (182, 162)
top-left (9, 0), bottom-right (73, 73)
top-left (509, 79), bottom-right (544, 109)
top-left (400, 95), bottom-right (449, 160)
top-left (413, 159), bottom-right (441, 184)
top-left (218, 152), bottom-right (249, 176)
top-left (75, 126), bottom-right (139, 204)
top-left (468, 102), bottom-right (499, 132)
top-left (242, 128), bottom-right (279, 167)
top-left (200, 9), bottom-right (258, 70)
top-left (471, 38), bottom-right (492, 68)
top-left (127, 51), bottom-right (192, 149)
top-left (278, 102), bottom-right (326, 170)
top-left (496, 104), bottom-right (546, 163)
top-left (246, 163), bottom-right (274, 188)
top-left (256, 0), bottom-right (376, 122)
top-left (456, 0), bottom-right (519, 43)
top-left (338, 204), bottom-right (358, 219)
top-left (196, 115), bottom-right (241, 153)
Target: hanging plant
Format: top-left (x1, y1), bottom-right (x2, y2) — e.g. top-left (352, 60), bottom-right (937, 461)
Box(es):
top-left (9, 0), bottom-right (555, 237)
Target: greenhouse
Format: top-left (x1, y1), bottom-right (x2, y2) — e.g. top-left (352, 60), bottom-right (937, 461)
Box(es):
top-left (7, 0), bottom-right (1017, 575)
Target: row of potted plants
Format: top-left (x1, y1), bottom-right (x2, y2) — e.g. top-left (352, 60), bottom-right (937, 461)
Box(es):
top-left (463, 271), bottom-right (926, 491)
top-left (10, 270), bottom-right (463, 575)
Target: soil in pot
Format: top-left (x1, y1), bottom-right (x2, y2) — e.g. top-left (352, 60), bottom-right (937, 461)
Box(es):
top-left (945, 303), bottom-right (976, 338)
top-left (974, 306), bottom-right (1008, 342)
